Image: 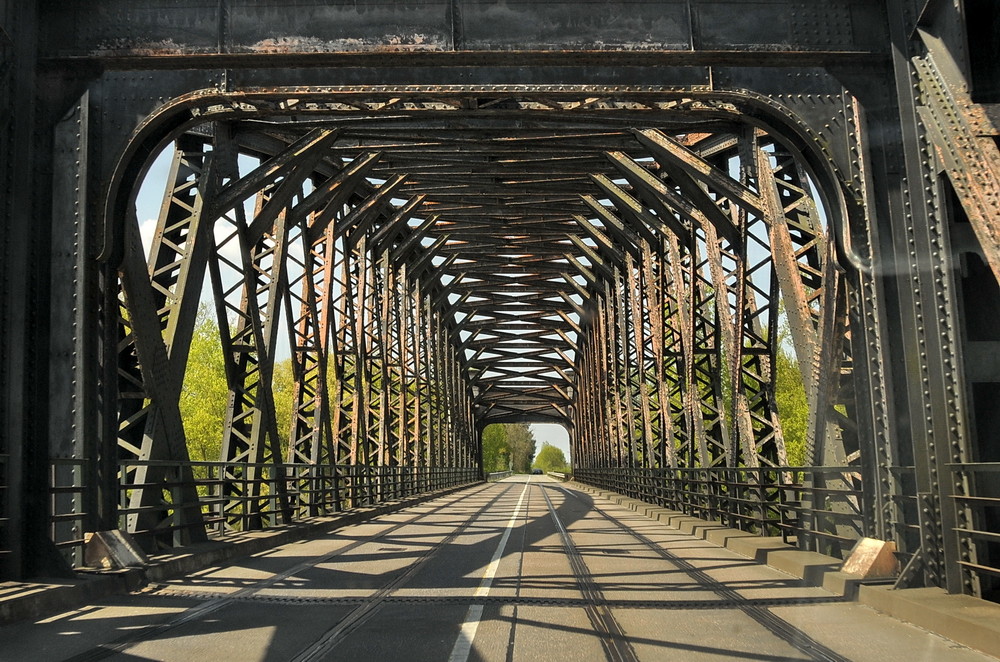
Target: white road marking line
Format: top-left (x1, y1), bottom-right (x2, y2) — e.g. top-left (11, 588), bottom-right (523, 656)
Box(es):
top-left (448, 477), bottom-right (531, 662)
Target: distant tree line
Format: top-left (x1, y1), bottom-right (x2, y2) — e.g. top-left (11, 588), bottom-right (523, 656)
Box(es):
top-left (480, 423), bottom-right (537, 473)
top-left (532, 443), bottom-right (570, 473)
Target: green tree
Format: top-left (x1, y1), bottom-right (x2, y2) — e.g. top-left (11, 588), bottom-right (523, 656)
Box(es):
top-left (480, 423), bottom-right (536, 473)
top-left (180, 305), bottom-right (228, 463)
top-left (271, 357), bottom-right (295, 459)
top-left (180, 305), bottom-right (299, 463)
top-left (481, 423), bottom-right (510, 473)
top-left (532, 442), bottom-right (569, 473)
top-left (775, 344), bottom-right (808, 466)
top-left (506, 424), bottom-right (536, 473)
top-left (773, 306), bottom-right (810, 466)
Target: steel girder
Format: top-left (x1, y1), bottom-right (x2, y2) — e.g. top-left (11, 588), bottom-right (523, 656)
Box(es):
top-left (572, 127), bottom-right (837, 530)
top-left (89, 90), bottom-right (872, 557)
top-left (34, 0), bottom-right (889, 70)
top-left (110, 132), bottom-right (479, 542)
top-left (3, 0), bottom-right (1000, 604)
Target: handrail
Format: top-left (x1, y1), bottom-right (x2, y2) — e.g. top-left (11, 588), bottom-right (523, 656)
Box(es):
top-left (47, 460), bottom-right (480, 567)
top-left (947, 463), bottom-right (1000, 587)
top-left (573, 465), bottom-right (869, 559)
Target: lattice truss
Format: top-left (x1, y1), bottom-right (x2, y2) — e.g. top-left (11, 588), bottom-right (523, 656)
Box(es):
top-left (572, 129), bottom-right (828, 469)
top-left (114, 93), bottom-right (854, 540)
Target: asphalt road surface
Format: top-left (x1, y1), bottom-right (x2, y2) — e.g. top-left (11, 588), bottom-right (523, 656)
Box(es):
top-left (0, 476), bottom-right (994, 661)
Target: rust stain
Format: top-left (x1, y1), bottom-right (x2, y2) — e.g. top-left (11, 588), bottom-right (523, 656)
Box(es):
top-left (92, 34), bottom-right (450, 57)
top-left (93, 39), bottom-right (186, 56)
top-left (250, 35), bottom-right (446, 54)
top-left (679, 132), bottom-right (713, 146)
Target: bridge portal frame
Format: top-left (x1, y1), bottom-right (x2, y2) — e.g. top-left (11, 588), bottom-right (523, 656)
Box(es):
top-left (1, 0), bottom-right (998, 603)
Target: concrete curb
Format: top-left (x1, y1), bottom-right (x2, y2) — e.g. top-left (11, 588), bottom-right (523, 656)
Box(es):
top-left (857, 585), bottom-right (1000, 660)
top-left (0, 481), bottom-right (481, 625)
top-left (565, 481), bottom-right (865, 597)
top-left (567, 481), bottom-right (1000, 660)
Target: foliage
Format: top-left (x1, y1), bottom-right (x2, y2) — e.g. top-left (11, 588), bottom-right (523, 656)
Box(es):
top-left (180, 305), bottom-right (297, 463)
top-left (481, 423), bottom-right (535, 473)
top-left (180, 305), bottom-right (228, 463)
top-left (532, 442), bottom-right (569, 473)
top-left (692, 300), bottom-right (810, 466)
top-left (775, 341), bottom-right (809, 466)
top-left (506, 424), bottom-right (536, 473)
top-left (771, 305), bottom-right (809, 466)
top-left (271, 358), bottom-right (295, 459)
top-left (177, 299), bottom-right (809, 476)
top-left (481, 424), bottom-right (510, 473)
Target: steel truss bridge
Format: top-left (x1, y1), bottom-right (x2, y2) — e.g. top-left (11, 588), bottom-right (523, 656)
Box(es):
top-left (2, 0), bottom-right (999, 609)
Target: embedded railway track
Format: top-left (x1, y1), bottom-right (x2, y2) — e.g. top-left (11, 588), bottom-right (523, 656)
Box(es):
top-left (5, 478), bottom-right (989, 662)
top-left (547, 483), bottom-right (853, 662)
top-left (63, 483), bottom-right (512, 662)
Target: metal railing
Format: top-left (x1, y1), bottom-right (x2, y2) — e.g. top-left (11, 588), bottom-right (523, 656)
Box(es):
top-left (41, 456), bottom-right (1000, 594)
top-left (0, 452), bottom-right (10, 575)
top-left (486, 470), bottom-right (513, 482)
top-left (885, 464), bottom-right (920, 576)
top-left (948, 462), bottom-right (1000, 596)
top-left (48, 460), bottom-right (479, 566)
top-left (49, 457), bottom-right (88, 566)
top-left (574, 466), bottom-right (866, 558)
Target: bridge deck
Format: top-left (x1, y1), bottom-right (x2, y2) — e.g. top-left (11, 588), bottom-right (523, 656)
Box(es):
top-left (0, 477), bottom-right (993, 662)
